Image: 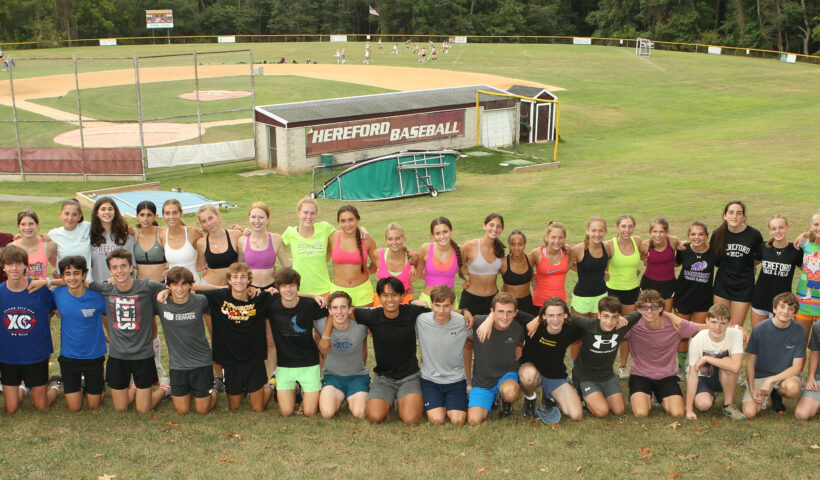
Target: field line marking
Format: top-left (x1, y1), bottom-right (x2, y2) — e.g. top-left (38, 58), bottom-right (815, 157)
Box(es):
top-left (451, 44), bottom-right (468, 67)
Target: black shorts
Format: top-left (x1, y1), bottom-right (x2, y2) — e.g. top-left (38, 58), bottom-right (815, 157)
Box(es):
top-left (59, 355), bottom-right (105, 395)
top-left (673, 297), bottom-right (712, 316)
top-left (516, 294), bottom-right (539, 316)
top-left (628, 374), bottom-right (682, 401)
top-left (458, 290), bottom-right (496, 316)
top-left (170, 366), bottom-right (214, 398)
top-left (223, 360), bottom-right (267, 396)
top-left (607, 287), bottom-right (640, 305)
top-left (640, 277), bottom-right (676, 299)
top-left (0, 359), bottom-right (49, 388)
top-left (106, 356), bottom-right (158, 390)
top-left (713, 274), bottom-right (754, 303)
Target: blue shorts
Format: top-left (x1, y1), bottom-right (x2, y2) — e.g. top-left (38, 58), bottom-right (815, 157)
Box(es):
top-left (420, 378), bottom-right (468, 412)
top-left (468, 371), bottom-right (519, 411)
top-left (322, 373), bottom-right (370, 398)
top-left (695, 373), bottom-right (723, 396)
top-left (540, 377), bottom-right (569, 397)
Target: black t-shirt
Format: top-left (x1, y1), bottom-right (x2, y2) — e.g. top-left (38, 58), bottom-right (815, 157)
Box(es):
top-left (268, 296), bottom-right (327, 368)
top-left (354, 304), bottom-right (430, 380)
top-left (713, 226), bottom-right (763, 300)
top-left (202, 289), bottom-right (271, 364)
top-left (674, 246), bottom-right (715, 312)
top-left (471, 315), bottom-right (528, 388)
top-left (572, 312), bottom-right (641, 382)
top-left (521, 322), bottom-right (581, 380)
top-left (752, 243), bottom-right (803, 311)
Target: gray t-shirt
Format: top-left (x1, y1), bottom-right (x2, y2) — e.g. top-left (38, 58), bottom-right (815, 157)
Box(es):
top-left (415, 311), bottom-right (471, 384)
top-left (90, 279), bottom-right (165, 360)
top-left (471, 315), bottom-right (526, 389)
top-left (156, 294), bottom-right (212, 370)
top-left (313, 317), bottom-right (369, 377)
top-left (746, 318), bottom-right (806, 378)
top-left (808, 322), bottom-right (820, 382)
top-left (91, 232), bottom-right (135, 283)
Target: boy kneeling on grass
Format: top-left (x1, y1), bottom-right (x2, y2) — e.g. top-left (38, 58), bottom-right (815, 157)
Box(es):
top-left (157, 267), bottom-right (217, 415)
top-left (742, 292), bottom-right (805, 419)
top-left (684, 304), bottom-right (746, 420)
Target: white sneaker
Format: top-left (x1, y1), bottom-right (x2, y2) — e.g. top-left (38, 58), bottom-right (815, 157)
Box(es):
top-left (618, 366), bottom-right (629, 379)
top-left (159, 377), bottom-right (172, 397)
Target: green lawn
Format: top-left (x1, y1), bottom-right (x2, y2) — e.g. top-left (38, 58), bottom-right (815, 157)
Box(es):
top-left (0, 42), bottom-right (818, 479)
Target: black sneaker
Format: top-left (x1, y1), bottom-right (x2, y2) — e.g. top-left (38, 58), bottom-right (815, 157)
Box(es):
top-left (522, 397), bottom-right (536, 419)
top-left (214, 376), bottom-right (226, 393)
top-left (500, 401), bottom-right (513, 418)
top-left (541, 395), bottom-right (555, 409)
top-left (770, 390), bottom-right (786, 414)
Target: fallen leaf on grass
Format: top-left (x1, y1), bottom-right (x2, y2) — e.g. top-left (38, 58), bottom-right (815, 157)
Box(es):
top-left (710, 419), bottom-right (718, 426)
top-left (164, 421), bottom-right (179, 428)
top-left (538, 465), bottom-right (549, 473)
top-left (639, 446), bottom-right (653, 460)
top-left (668, 421), bottom-right (680, 430)
top-left (726, 463), bottom-right (733, 472)
top-left (750, 433), bottom-right (760, 438)
top-left (476, 467), bottom-right (485, 473)
top-left (459, 452), bottom-right (466, 457)
top-left (677, 454), bottom-right (698, 461)
top-left (93, 453), bottom-right (103, 458)
top-left (226, 432), bottom-right (242, 440)
top-left (150, 413), bottom-right (157, 420)
top-left (219, 456), bottom-right (233, 463)
top-left (98, 475), bottom-right (118, 480)
top-left (810, 444), bottom-right (820, 450)
top-left (528, 441), bottom-right (535, 446)
top-left (575, 466), bottom-right (583, 473)
top-left (322, 465), bottom-right (337, 471)
top-left (551, 423), bottom-right (559, 431)
top-left (691, 428), bottom-right (701, 435)
top-left (565, 440), bottom-right (577, 448)
top-left (667, 471), bottom-right (682, 479)
top-left (641, 424), bottom-right (649, 430)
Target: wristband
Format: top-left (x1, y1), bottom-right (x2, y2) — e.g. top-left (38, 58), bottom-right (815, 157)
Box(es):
top-left (322, 335), bottom-right (331, 340)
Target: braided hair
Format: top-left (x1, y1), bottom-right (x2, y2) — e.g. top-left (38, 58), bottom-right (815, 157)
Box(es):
top-left (337, 205), bottom-right (365, 273)
top-left (430, 216), bottom-right (465, 280)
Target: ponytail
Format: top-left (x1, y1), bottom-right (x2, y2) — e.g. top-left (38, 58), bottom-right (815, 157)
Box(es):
top-left (711, 200), bottom-right (746, 260)
top-left (765, 214), bottom-right (788, 248)
top-left (356, 227), bottom-right (365, 273)
top-left (451, 239), bottom-right (466, 280)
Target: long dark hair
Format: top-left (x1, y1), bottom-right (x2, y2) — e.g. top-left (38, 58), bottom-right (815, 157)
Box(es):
top-left (710, 200), bottom-right (746, 261)
top-left (337, 205), bottom-right (365, 273)
top-left (136, 200), bottom-right (159, 227)
top-left (484, 213), bottom-right (506, 258)
top-left (91, 196), bottom-right (129, 247)
top-left (430, 216), bottom-right (465, 280)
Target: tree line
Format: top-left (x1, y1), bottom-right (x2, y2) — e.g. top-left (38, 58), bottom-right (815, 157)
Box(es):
top-left (1, 0), bottom-right (817, 55)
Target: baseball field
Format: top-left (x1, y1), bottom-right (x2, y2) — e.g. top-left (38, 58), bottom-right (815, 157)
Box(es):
top-left (0, 41), bottom-right (817, 479)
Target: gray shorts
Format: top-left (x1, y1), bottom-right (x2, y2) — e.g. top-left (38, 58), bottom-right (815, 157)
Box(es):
top-left (800, 386), bottom-right (820, 403)
top-left (368, 371), bottom-right (422, 403)
top-left (575, 376), bottom-right (622, 399)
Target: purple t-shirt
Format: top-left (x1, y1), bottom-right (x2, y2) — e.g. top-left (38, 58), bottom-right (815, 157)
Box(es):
top-left (625, 316), bottom-right (700, 379)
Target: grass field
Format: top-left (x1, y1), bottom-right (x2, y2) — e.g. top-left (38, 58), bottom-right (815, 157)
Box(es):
top-left (0, 42), bottom-right (818, 479)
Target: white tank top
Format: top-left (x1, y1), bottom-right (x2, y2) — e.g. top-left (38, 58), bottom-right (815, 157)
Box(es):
top-left (165, 227), bottom-right (200, 283)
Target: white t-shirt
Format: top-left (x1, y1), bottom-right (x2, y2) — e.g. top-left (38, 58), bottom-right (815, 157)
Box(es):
top-left (49, 221), bottom-right (92, 275)
top-left (687, 327), bottom-right (744, 377)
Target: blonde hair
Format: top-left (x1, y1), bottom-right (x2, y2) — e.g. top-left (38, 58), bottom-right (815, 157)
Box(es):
top-left (162, 199), bottom-right (186, 226)
top-left (297, 196), bottom-right (318, 212)
top-left (385, 223), bottom-right (412, 264)
top-left (583, 217), bottom-right (607, 249)
top-left (765, 214), bottom-right (789, 247)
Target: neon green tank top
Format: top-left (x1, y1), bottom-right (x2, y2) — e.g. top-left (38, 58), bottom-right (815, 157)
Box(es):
top-left (606, 236), bottom-right (641, 290)
top-left (281, 221), bottom-right (334, 295)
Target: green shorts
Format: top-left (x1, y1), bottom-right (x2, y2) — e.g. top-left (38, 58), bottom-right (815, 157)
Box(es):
top-left (331, 280), bottom-right (375, 307)
top-left (276, 365), bottom-right (322, 393)
top-left (570, 292), bottom-right (608, 314)
top-left (417, 292), bottom-right (431, 307)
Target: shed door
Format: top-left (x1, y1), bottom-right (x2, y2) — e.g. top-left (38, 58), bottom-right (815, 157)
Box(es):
top-left (479, 109), bottom-right (515, 147)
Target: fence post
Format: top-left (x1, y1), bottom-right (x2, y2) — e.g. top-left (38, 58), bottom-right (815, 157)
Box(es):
top-left (73, 55), bottom-right (88, 181)
top-left (249, 48), bottom-right (256, 168)
top-left (134, 55), bottom-right (147, 181)
top-left (193, 50), bottom-right (202, 144)
top-left (8, 68), bottom-right (24, 180)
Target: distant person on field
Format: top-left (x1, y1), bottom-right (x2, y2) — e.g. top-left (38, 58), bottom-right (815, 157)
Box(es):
top-left (684, 304), bottom-right (746, 420)
top-left (795, 320), bottom-right (820, 421)
top-left (391, 43), bottom-right (399, 55)
top-left (742, 292), bottom-right (805, 418)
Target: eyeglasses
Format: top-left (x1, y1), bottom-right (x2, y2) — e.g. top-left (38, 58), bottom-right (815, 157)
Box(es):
top-left (637, 305), bottom-right (662, 312)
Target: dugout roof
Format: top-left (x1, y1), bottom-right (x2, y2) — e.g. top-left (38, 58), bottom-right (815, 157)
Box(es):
top-left (255, 85), bottom-right (511, 128)
top-left (506, 85), bottom-right (557, 101)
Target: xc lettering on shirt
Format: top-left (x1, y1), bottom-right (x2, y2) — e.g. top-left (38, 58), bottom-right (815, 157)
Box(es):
top-left (725, 243), bottom-right (751, 258)
top-left (112, 295), bottom-right (139, 331)
top-left (4, 307), bottom-right (36, 335)
top-left (333, 338), bottom-right (354, 351)
top-left (220, 301), bottom-right (256, 323)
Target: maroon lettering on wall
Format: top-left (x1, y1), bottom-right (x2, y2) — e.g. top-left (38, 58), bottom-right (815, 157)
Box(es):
top-left (305, 110), bottom-right (465, 156)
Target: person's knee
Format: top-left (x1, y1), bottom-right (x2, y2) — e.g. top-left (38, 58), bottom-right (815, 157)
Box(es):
top-left (632, 404), bottom-right (650, 418)
top-left (350, 406), bottom-right (366, 420)
top-left (427, 412), bottom-right (445, 425)
top-left (695, 397), bottom-right (713, 412)
top-left (742, 402), bottom-right (758, 419)
top-left (779, 381), bottom-right (800, 398)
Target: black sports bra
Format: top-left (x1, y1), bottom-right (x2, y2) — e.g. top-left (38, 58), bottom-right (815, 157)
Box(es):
top-left (501, 254), bottom-right (532, 286)
top-left (205, 230), bottom-right (238, 270)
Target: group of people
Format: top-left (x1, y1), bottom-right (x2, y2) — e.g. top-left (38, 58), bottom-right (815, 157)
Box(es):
top-left (0, 197), bottom-right (819, 426)
top-left (333, 38), bottom-right (450, 65)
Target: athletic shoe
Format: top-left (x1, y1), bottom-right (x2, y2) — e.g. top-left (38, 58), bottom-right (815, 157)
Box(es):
top-left (214, 376), bottom-right (226, 393)
top-left (722, 404), bottom-right (746, 421)
top-left (159, 377), bottom-right (172, 397)
top-left (541, 395), bottom-right (555, 409)
top-left (19, 385), bottom-right (30, 396)
top-left (770, 390), bottom-right (786, 414)
top-left (264, 375), bottom-right (277, 393)
top-left (499, 401), bottom-right (513, 418)
top-left (0, 379), bottom-right (3, 395)
top-left (47, 375), bottom-right (63, 395)
top-left (618, 366), bottom-right (629, 379)
top-left (651, 392), bottom-right (661, 407)
top-left (522, 397), bottom-right (536, 419)
top-left (534, 405), bottom-right (562, 425)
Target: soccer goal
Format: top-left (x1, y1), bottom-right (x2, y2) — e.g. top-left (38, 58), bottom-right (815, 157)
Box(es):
top-left (636, 38), bottom-right (653, 57)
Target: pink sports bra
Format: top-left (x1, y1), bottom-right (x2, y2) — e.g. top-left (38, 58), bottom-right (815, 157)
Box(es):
top-left (244, 233), bottom-right (276, 270)
top-left (376, 248), bottom-right (414, 290)
top-left (424, 243), bottom-right (458, 288)
top-left (331, 231), bottom-right (365, 265)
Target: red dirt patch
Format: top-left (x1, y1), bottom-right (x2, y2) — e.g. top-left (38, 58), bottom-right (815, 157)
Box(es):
top-left (53, 122), bottom-right (202, 147)
top-left (178, 90), bottom-right (251, 101)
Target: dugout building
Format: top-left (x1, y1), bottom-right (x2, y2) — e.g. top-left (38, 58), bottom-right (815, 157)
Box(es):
top-left (254, 85), bottom-right (518, 174)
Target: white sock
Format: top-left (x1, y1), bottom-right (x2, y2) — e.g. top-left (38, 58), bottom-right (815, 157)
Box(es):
top-left (524, 393), bottom-right (536, 400)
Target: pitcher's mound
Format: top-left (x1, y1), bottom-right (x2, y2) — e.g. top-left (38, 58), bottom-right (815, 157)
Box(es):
top-left (178, 90), bottom-right (251, 101)
top-left (53, 122), bottom-right (203, 147)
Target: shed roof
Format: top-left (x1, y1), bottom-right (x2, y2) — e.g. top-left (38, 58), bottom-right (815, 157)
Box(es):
top-left (506, 85), bottom-right (557, 100)
top-left (255, 84), bottom-right (510, 128)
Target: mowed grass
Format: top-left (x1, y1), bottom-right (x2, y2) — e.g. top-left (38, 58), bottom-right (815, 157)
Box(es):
top-left (0, 43), bottom-right (819, 479)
